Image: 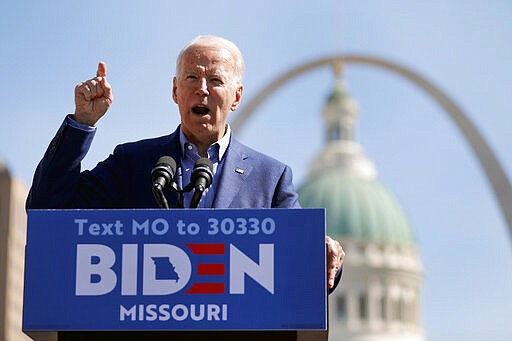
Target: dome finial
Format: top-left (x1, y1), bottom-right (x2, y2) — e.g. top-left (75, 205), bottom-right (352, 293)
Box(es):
top-left (332, 60), bottom-right (343, 79)
top-left (308, 74), bottom-right (377, 180)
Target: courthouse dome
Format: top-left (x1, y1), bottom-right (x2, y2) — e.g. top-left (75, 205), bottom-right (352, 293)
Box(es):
top-left (298, 79), bottom-right (415, 246)
top-left (299, 172), bottom-right (414, 245)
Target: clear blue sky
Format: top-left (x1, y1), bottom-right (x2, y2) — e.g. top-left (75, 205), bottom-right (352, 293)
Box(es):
top-left (1, 1), bottom-right (511, 339)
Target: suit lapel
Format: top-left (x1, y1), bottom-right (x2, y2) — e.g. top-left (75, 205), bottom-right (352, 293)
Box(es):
top-left (212, 138), bottom-right (253, 208)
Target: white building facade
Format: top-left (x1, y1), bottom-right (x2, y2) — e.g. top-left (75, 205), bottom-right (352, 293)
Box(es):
top-left (298, 80), bottom-right (425, 340)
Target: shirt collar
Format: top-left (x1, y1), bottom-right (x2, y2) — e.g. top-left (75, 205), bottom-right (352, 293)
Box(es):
top-left (179, 124), bottom-right (231, 162)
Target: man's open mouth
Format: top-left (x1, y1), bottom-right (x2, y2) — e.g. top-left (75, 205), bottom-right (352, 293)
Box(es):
top-left (192, 106), bottom-right (210, 115)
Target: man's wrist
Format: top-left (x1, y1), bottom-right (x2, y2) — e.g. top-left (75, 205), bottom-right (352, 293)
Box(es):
top-left (66, 114), bottom-right (96, 132)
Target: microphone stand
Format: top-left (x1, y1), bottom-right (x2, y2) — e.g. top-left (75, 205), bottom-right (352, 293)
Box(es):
top-left (152, 184), bottom-right (169, 209)
top-left (189, 187), bottom-right (204, 209)
top-left (152, 180), bottom-right (184, 209)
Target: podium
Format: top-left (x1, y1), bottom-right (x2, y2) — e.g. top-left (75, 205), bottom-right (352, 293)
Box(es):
top-left (23, 209), bottom-right (328, 340)
top-left (28, 330), bottom-right (327, 340)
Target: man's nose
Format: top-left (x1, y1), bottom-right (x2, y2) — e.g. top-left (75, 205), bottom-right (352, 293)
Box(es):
top-left (195, 78), bottom-right (209, 96)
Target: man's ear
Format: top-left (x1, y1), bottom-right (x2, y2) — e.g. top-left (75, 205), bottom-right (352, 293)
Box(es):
top-left (231, 84), bottom-right (244, 111)
top-left (172, 77), bottom-right (178, 104)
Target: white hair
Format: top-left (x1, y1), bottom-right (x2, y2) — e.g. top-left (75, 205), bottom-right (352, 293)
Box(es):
top-left (175, 35), bottom-right (245, 85)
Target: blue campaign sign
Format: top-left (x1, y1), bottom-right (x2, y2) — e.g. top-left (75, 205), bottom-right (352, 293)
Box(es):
top-left (23, 208), bottom-right (326, 332)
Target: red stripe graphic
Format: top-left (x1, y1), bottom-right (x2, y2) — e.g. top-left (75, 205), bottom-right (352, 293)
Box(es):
top-left (186, 283), bottom-right (224, 294)
top-left (197, 263), bottom-right (225, 276)
top-left (185, 244), bottom-right (226, 294)
top-left (186, 243), bottom-right (225, 255)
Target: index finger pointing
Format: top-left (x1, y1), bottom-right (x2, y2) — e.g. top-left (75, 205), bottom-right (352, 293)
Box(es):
top-left (96, 61), bottom-right (107, 78)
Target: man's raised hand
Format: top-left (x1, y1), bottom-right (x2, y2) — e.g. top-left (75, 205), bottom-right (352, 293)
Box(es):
top-left (74, 61), bottom-right (113, 126)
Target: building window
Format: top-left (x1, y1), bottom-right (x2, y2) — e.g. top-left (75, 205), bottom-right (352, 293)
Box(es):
top-left (392, 298), bottom-right (403, 321)
top-left (336, 295), bottom-right (346, 320)
top-left (380, 296), bottom-right (387, 320)
top-left (328, 123), bottom-right (341, 142)
top-left (359, 294), bottom-right (368, 321)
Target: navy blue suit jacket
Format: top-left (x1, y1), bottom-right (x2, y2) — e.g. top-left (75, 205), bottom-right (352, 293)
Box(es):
top-left (27, 118), bottom-right (300, 210)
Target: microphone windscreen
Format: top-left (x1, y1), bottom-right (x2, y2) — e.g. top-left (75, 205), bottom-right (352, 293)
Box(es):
top-left (191, 157), bottom-right (213, 189)
top-left (157, 156), bottom-right (177, 173)
top-left (194, 157), bottom-right (213, 171)
top-left (151, 156), bottom-right (177, 183)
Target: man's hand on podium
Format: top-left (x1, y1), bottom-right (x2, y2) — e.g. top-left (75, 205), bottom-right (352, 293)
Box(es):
top-left (326, 236), bottom-right (345, 290)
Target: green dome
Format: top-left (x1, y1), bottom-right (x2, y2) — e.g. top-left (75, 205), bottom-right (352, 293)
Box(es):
top-left (298, 170), bottom-right (415, 245)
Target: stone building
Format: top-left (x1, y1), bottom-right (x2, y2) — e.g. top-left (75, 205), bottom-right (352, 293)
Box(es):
top-left (298, 80), bottom-right (425, 340)
top-left (0, 159), bottom-right (30, 340)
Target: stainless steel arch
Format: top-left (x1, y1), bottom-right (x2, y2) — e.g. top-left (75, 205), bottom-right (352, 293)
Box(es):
top-left (231, 55), bottom-right (512, 243)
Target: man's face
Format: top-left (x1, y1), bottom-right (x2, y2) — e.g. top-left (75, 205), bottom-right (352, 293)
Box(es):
top-left (172, 44), bottom-right (243, 147)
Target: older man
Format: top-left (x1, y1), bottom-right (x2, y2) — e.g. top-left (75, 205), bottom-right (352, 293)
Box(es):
top-left (27, 35), bottom-right (344, 291)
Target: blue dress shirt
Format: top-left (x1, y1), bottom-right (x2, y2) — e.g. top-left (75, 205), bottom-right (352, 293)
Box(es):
top-left (179, 125), bottom-right (231, 208)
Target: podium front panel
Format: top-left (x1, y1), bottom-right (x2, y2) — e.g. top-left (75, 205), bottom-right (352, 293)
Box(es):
top-left (23, 208), bottom-right (326, 333)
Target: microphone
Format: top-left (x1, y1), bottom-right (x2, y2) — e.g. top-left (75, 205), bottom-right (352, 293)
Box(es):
top-left (189, 158), bottom-right (214, 208)
top-left (151, 156), bottom-right (177, 208)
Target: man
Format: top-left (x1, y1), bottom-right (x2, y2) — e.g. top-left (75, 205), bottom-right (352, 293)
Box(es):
top-left (27, 35), bottom-right (344, 291)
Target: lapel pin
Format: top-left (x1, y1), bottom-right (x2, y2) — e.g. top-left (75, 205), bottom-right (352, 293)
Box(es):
top-left (235, 167), bottom-right (245, 174)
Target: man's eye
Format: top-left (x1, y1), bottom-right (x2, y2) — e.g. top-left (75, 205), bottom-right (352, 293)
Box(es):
top-left (186, 75), bottom-right (197, 80)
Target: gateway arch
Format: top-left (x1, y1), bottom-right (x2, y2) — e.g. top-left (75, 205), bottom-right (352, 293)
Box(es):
top-left (231, 55), bottom-right (512, 245)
